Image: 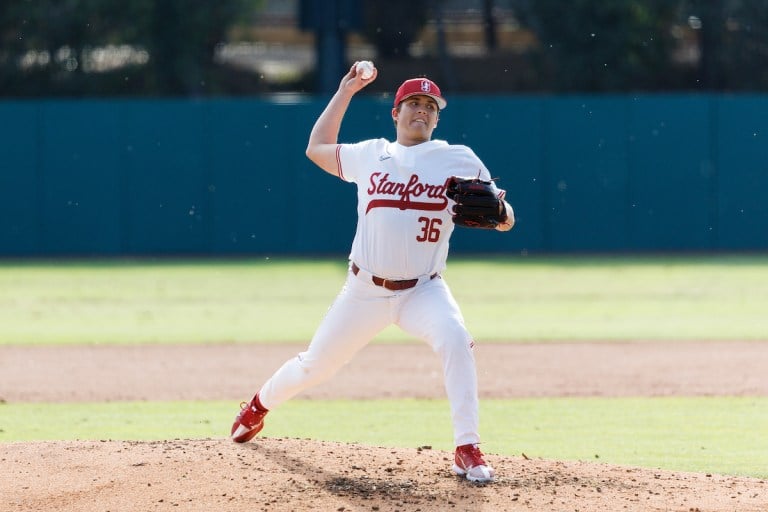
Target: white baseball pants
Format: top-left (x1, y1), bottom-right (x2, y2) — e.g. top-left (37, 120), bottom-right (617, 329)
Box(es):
top-left (257, 267), bottom-right (481, 447)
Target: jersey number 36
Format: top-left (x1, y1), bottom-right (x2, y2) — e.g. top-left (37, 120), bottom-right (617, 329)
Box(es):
top-left (416, 217), bottom-right (442, 243)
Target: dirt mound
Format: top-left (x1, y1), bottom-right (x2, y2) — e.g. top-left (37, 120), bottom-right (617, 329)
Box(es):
top-left (3, 437), bottom-right (766, 512)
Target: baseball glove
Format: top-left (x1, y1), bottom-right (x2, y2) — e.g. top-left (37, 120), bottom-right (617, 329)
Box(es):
top-left (447, 176), bottom-right (508, 229)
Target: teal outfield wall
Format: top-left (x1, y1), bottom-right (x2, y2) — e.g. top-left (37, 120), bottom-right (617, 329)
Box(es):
top-left (1, 94), bottom-right (767, 257)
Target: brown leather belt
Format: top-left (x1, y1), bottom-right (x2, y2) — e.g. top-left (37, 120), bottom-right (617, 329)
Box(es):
top-left (351, 262), bottom-right (436, 291)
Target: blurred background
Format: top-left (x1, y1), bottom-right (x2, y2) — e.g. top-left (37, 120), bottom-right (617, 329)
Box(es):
top-left (1, 0), bottom-right (767, 257)
top-left (5, 0), bottom-right (768, 97)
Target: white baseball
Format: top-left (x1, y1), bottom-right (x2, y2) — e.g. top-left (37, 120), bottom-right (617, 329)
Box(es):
top-left (356, 61), bottom-right (374, 80)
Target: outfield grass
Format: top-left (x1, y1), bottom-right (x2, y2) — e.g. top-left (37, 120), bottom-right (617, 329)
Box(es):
top-left (2, 398), bottom-right (766, 479)
top-left (1, 255), bottom-right (767, 344)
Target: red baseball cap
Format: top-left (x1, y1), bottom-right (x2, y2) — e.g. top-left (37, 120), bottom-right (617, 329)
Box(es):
top-left (393, 78), bottom-right (447, 110)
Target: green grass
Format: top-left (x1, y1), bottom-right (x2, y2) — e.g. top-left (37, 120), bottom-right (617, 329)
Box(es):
top-left (1, 255), bottom-right (768, 344)
top-left (2, 397), bottom-right (766, 479)
top-left (0, 259), bottom-right (347, 345)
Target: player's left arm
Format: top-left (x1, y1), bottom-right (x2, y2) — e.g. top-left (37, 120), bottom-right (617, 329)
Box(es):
top-left (496, 200), bottom-right (515, 232)
top-left (451, 147), bottom-right (515, 232)
top-left (478, 159), bottom-right (515, 232)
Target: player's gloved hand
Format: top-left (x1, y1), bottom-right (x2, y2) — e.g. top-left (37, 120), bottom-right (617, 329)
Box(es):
top-left (447, 177), bottom-right (509, 229)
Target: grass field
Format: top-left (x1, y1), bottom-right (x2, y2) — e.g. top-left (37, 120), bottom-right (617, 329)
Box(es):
top-left (3, 398), bottom-right (767, 478)
top-left (1, 255), bottom-right (767, 478)
top-left (1, 255), bottom-right (767, 344)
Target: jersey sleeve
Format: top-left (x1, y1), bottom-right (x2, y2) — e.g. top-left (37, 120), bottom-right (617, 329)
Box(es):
top-left (336, 139), bottom-right (385, 183)
top-left (451, 145), bottom-right (492, 180)
top-left (452, 146), bottom-right (505, 198)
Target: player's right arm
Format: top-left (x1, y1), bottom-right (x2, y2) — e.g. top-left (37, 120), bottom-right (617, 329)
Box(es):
top-left (306, 63), bottom-right (377, 176)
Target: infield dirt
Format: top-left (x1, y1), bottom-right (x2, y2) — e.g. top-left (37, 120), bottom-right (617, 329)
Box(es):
top-left (2, 341), bottom-right (767, 511)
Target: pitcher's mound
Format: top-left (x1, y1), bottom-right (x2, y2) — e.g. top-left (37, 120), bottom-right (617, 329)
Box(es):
top-left (3, 437), bottom-right (766, 512)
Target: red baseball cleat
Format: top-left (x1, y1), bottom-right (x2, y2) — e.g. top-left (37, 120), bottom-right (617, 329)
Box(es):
top-left (453, 443), bottom-right (495, 483)
top-left (231, 394), bottom-right (268, 443)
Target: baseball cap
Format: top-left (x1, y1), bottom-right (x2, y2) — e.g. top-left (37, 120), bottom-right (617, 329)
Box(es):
top-left (393, 78), bottom-right (447, 110)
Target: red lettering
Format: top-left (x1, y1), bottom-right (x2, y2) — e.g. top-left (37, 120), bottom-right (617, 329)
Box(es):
top-left (367, 172), bottom-right (381, 195)
top-left (365, 172), bottom-right (449, 214)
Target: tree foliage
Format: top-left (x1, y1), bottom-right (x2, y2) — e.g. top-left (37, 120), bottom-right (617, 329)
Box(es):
top-left (515, 0), bottom-right (681, 91)
top-left (695, 0), bottom-right (768, 90)
top-left (3, 0), bottom-right (768, 96)
top-left (516, 0), bottom-right (768, 92)
top-left (0, 0), bottom-right (258, 96)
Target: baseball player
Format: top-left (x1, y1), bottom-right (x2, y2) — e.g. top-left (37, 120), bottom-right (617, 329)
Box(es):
top-left (231, 63), bottom-right (515, 483)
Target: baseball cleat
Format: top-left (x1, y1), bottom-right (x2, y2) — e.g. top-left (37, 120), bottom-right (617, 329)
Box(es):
top-left (453, 443), bottom-right (495, 483)
top-left (231, 393), bottom-right (268, 443)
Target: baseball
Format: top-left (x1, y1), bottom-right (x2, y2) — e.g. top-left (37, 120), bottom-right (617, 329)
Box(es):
top-left (356, 60), bottom-right (374, 80)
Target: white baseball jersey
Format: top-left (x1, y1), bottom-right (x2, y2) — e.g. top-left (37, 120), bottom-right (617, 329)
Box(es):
top-left (336, 138), bottom-right (496, 279)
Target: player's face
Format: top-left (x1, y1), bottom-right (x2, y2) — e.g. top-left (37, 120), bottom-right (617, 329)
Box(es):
top-left (393, 95), bottom-right (440, 146)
